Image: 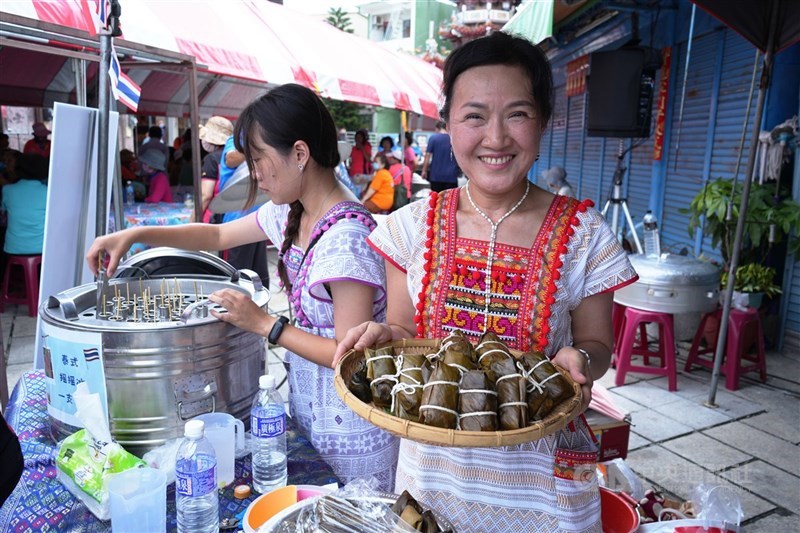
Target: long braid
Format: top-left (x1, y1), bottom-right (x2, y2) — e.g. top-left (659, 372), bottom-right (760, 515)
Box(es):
top-left (278, 200), bottom-right (304, 293)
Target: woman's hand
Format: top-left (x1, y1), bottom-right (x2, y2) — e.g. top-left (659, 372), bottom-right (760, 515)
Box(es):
top-left (85, 230), bottom-right (136, 277)
top-left (208, 289), bottom-right (271, 336)
top-left (551, 346), bottom-right (593, 412)
top-left (333, 321), bottom-right (394, 367)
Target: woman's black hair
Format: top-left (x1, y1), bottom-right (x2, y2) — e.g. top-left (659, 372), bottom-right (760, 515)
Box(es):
top-left (440, 31), bottom-right (553, 127)
top-left (15, 154), bottom-right (49, 183)
top-left (378, 136), bottom-right (394, 150)
top-left (233, 83), bottom-right (340, 292)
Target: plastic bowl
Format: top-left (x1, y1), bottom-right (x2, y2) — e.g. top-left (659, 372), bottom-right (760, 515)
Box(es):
top-left (600, 487), bottom-right (640, 533)
top-left (243, 485), bottom-right (333, 533)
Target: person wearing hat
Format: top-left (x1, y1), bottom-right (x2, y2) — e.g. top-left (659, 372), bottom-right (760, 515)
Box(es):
top-left (23, 122), bottom-right (51, 158)
top-left (199, 116), bottom-right (234, 223)
top-left (139, 150), bottom-right (173, 203)
top-left (386, 147), bottom-right (411, 203)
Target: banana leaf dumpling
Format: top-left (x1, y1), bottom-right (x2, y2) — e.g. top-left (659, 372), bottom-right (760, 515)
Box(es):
top-left (365, 346), bottom-right (397, 409)
top-left (347, 358), bottom-right (373, 404)
top-left (475, 331), bottom-right (513, 382)
top-left (419, 361), bottom-right (461, 429)
top-left (457, 370), bottom-right (498, 431)
top-left (391, 490), bottom-right (452, 533)
top-left (491, 357), bottom-right (528, 430)
top-left (391, 352), bottom-right (426, 421)
top-left (519, 351), bottom-right (574, 421)
top-left (440, 329), bottom-right (477, 374)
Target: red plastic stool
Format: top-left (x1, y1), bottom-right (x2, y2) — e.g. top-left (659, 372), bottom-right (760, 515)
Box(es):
top-left (614, 306), bottom-right (677, 391)
top-left (612, 303), bottom-right (655, 367)
top-left (684, 309), bottom-right (722, 372)
top-left (0, 254), bottom-right (42, 317)
top-left (686, 308), bottom-right (767, 391)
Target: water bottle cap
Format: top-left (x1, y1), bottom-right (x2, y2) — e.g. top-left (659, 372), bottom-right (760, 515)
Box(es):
top-left (259, 375), bottom-right (276, 390)
top-left (185, 419), bottom-right (204, 438)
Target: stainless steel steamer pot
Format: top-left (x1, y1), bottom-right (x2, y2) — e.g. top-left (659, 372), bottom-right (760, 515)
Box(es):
top-left (614, 254), bottom-right (721, 314)
top-left (40, 251), bottom-right (269, 457)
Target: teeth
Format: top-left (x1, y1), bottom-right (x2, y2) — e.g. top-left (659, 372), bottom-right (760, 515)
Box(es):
top-left (481, 156), bottom-right (512, 165)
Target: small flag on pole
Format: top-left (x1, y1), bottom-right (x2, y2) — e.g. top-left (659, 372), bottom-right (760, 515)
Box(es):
top-left (96, 0), bottom-right (112, 30)
top-left (109, 42), bottom-right (141, 112)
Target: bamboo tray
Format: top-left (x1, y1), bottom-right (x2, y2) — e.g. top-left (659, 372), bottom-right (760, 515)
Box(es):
top-left (333, 338), bottom-right (583, 447)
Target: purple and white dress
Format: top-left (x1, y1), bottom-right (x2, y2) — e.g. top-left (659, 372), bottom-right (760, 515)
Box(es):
top-left (257, 201), bottom-right (399, 490)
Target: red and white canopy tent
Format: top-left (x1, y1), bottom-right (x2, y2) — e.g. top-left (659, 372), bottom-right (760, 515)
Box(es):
top-left (0, 0), bottom-right (443, 119)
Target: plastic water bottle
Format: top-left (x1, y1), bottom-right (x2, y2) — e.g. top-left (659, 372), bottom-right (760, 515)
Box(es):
top-left (175, 420), bottom-right (219, 533)
top-left (251, 375), bottom-right (287, 493)
top-left (643, 210), bottom-right (661, 258)
top-left (124, 181), bottom-right (135, 206)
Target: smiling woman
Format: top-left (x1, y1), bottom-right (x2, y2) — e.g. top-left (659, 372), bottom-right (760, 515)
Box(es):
top-left (335, 31), bottom-right (638, 532)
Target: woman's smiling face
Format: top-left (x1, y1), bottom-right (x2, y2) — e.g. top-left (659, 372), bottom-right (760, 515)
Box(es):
top-left (448, 64), bottom-right (543, 195)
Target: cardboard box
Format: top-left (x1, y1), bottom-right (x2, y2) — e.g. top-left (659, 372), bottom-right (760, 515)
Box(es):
top-left (584, 408), bottom-right (631, 461)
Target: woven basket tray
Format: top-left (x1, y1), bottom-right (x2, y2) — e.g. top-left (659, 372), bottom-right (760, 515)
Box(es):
top-left (333, 338), bottom-right (583, 447)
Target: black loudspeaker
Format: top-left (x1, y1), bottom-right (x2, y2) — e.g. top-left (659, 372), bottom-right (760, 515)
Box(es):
top-left (587, 47), bottom-right (661, 138)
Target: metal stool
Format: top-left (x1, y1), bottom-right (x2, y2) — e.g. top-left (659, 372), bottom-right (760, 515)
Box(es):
top-left (685, 308), bottom-right (767, 391)
top-left (0, 254), bottom-right (42, 317)
top-left (614, 306), bottom-right (677, 391)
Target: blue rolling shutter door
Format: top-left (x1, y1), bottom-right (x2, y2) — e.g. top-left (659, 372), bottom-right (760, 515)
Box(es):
top-left (786, 259), bottom-right (800, 352)
top-left (564, 92), bottom-right (585, 196)
top-left (661, 32), bottom-right (717, 253)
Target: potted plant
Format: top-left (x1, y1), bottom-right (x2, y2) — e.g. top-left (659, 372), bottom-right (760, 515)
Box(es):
top-left (721, 263), bottom-right (782, 309)
top-left (684, 178), bottom-right (799, 307)
top-left (684, 177), bottom-right (800, 268)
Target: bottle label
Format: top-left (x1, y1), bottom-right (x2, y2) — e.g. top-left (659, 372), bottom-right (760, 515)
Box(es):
top-left (176, 454), bottom-right (217, 497)
top-left (252, 412), bottom-right (285, 438)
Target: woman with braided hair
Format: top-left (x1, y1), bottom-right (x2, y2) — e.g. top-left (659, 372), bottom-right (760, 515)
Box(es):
top-left (86, 83), bottom-right (399, 490)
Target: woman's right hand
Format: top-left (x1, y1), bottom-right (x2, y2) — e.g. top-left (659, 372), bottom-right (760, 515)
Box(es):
top-left (85, 229), bottom-right (136, 277)
top-left (333, 321), bottom-right (394, 367)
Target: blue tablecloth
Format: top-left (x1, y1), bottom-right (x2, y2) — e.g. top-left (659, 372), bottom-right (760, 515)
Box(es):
top-left (0, 371), bottom-right (339, 532)
top-left (109, 203), bottom-right (193, 255)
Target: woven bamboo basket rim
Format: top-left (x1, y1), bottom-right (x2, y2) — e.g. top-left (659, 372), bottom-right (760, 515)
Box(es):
top-left (333, 338), bottom-right (583, 447)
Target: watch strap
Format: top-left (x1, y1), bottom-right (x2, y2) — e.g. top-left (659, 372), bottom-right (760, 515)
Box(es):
top-left (268, 316), bottom-right (290, 345)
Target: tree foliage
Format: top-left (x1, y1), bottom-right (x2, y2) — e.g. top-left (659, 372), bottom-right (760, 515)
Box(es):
top-left (326, 7), bottom-right (353, 34)
top-left (324, 98), bottom-right (367, 132)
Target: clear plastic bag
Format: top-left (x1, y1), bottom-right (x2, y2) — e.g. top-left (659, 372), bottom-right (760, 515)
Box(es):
top-left (597, 458), bottom-right (646, 500)
top-left (142, 437), bottom-right (183, 485)
top-left (692, 484), bottom-right (743, 529)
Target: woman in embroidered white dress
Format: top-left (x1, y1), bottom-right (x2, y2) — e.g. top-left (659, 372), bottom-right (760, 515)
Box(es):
top-left (335, 33), bottom-right (637, 532)
top-left (87, 84), bottom-right (399, 490)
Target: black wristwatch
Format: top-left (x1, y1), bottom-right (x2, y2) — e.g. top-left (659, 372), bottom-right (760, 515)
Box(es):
top-left (268, 316), bottom-right (290, 345)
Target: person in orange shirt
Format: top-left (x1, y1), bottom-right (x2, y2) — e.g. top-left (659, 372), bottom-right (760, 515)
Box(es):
top-left (361, 153), bottom-right (393, 213)
top-left (23, 123), bottom-right (51, 158)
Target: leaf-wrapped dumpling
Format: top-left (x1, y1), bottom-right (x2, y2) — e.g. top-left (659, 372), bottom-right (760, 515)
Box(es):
top-left (419, 362), bottom-right (461, 429)
top-left (475, 331), bottom-right (513, 382)
top-left (347, 358), bottom-right (372, 404)
top-left (519, 351), bottom-right (574, 420)
top-left (457, 370), bottom-right (498, 431)
top-left (440, 329), bottom-right (477, 374)
top-left (391, 352), bottom-right (426, 421)
top-left (491, 357), bottom-right (528, 430)
top-left (365, 346), bottom-right (397, 409)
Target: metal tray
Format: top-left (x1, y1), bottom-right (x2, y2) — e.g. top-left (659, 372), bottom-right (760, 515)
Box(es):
top-left (257, 491), bottom-right (454, 532)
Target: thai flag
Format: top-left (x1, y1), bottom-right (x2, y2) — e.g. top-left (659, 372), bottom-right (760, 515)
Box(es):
top-left (96, 0), bottom-right (112, 30)
top-left (83, 348), bottom-right (100, 363)
top-left (109, 43), bottom-right (141, 112)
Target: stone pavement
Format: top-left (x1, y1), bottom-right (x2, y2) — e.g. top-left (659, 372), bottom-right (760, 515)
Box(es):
top-left (2, 257), bottom-right (797, 530)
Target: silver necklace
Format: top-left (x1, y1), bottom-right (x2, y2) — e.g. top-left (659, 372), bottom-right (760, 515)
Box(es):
top-left (464, 180), bottom-right (530, 331)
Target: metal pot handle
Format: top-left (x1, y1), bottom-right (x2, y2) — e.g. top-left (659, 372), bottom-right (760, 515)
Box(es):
top-left (232, 269), bottom-right (264, 292)
top-left (176, 382), bottom-right (217, 421)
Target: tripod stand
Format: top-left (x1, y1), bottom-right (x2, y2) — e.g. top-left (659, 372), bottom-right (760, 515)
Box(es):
top-left (601, 139), bottom-right (643, 254)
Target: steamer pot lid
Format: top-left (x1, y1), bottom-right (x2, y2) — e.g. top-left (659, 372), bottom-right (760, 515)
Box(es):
top-left (628, 253), bottom-right (721, 285)
top-left (112, 247), bottom-right (237, 279)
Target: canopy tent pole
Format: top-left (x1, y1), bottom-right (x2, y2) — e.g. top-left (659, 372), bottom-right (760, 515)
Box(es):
top-left (706, 0), bottom-right (779, 407)
top-left (188, 61), bottom-right (203, 222)
top-left (96, 30), bottom-right (111, 239)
